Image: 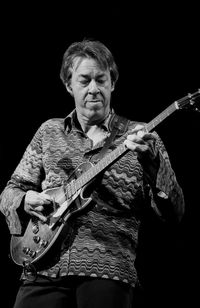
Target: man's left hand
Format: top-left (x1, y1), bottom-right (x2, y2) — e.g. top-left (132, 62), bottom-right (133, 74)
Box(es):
top-left (124, 124), bottom-right (157, 159)
top-left (124, 124), bottom-right (159, 186)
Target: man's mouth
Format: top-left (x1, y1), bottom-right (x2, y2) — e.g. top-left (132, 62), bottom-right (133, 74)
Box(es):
top-left (86, 100), bottom-right (102, 104)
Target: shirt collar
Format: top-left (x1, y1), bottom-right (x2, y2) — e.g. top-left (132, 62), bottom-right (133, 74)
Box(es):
top-left (64, 109), bottom-right (114, 133)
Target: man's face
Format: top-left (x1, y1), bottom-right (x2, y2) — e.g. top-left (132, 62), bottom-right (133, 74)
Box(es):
top-left (66, 57), bottom-right (115, 125)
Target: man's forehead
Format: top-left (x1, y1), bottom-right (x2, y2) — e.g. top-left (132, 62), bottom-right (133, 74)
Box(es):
top-left (72, 57), bottom-right (107, 74)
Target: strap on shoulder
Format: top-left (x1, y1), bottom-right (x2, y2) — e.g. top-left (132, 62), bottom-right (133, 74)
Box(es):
top-left (96, 114), bottom-right (129, 160)
top-left (108, 113), bottom-right (130, 136)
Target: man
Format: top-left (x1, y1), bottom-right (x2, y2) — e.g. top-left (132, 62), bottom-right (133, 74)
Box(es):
top-left (0, 39), bottom-right (185, 308)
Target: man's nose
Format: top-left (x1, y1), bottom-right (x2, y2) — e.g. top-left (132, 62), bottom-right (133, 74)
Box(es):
top-left (88, 80), bottom-right (100, 94)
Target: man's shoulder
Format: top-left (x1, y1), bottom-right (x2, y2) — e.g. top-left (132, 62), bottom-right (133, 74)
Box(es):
top-left (38, 117), bottom-right (66, 133)
top-left (109, 112), bottom-right (147, 135)
top-left (113, 113), bottom-right (146, 130)
top-left (42, 117), bottom-right (65, 126)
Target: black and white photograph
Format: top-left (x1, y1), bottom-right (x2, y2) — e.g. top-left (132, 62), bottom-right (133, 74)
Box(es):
top-left (0, 4), bottom-right (199, 308)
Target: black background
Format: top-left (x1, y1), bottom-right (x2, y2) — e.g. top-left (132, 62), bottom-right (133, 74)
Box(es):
top-left (0, 4), bottom-right (199, 307)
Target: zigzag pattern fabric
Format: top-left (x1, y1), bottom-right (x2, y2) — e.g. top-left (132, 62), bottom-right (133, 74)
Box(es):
top-left (0, 110), bottom-right (184, 287)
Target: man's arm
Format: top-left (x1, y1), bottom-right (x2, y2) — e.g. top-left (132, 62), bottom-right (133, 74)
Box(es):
top-left (0, 123), bottom-right (45, 234)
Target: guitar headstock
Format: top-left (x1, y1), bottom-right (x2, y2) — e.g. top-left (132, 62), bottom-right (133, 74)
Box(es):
top-left (176, 89), bottom-right (200, 112)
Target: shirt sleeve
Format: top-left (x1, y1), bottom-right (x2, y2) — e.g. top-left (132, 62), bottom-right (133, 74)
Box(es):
top-left (146, 132), bottom-right (185, 222)
top-left (0, 122), bottom-right (46, 235)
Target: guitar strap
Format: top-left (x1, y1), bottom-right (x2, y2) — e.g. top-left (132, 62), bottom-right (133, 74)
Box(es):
top-left (94, 113), bottom-right (130, 161)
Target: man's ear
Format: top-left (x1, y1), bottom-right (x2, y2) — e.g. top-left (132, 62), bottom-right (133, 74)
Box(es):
top-left (111, 81), bottom-right (115, 92)
top-left (66, 83), bottom-right (74, 96)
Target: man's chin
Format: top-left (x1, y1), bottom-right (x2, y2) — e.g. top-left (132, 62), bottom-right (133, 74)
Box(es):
top-left (86, 101), bottom-right (103, 109)
top-left (84, 108), bottom-right (107, 123)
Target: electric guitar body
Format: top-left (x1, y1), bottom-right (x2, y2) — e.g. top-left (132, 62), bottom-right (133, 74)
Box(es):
top-left (10, 161), bottom-right (94, 267)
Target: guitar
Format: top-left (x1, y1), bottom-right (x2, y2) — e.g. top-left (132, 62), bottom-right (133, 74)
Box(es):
top-left (10, 90), bottom-right (200, 268)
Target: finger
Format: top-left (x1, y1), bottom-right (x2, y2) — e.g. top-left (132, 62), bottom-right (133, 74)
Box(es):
top-left (131, 124), bottom-right (145, 133)
top-left (124, 139), bottom-right (149, 153)
top-left (30, 210), bottom-right (47, 222)
top-left (142, 132), bottom-right (157, 141)
top-left (135, 144), bottom-right (149, 153)
top-left (124, 140), bottom-right (137, 151)
top-left (41, 198), bottom-right (52, 205)
top-left (32, 196), bottom-right (52, 206)
top-left (27, 199), bottom-right (49, 207)
top-left (127, 134), bottom-right (145, 144)
top-left (137, 130), bottom-right (145, 138)
top-left (40, 193), bottom-right (53, 203)
top-left (25, 203), bottom-right (44, 213)
top-left (34, 205), bottom-right (44, 212)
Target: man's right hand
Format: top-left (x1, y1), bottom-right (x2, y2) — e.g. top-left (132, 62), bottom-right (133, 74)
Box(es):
top-left (24, 190), bottom-right (53, 222)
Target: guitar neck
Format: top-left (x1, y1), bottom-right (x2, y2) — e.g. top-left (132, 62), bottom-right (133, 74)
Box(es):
top-left (146, 102), bottom-right (177, 132)
top-left (66, 102), bottom-right (178, 196)
top-left (76, 142), bottom-right (128, 188)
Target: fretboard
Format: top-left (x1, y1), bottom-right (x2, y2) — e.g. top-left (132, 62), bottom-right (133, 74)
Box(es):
top-left (147, 102), bottom-right (177, 131)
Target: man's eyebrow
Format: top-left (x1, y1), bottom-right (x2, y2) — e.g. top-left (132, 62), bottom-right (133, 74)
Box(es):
top-left (78, 73), bottom-right (106, 78)
top-left (78, 73), bottom-right (89, 78)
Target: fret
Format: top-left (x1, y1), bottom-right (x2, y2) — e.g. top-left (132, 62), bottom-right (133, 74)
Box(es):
top-left (70, 179), bottom-right (76, 196)
top-left (75, 177), bottom-right (82, 191)
top-left (147, 103), bottom-right (176, 132)
top-left (97, 159), bottom-right (104, 173)
top-left (73, 144), bottom-right (127, 191)
top-left (68, 181), bottom-right (74, 198)
top-left (84, 169), bottom-right (90, 184)
top-left (65, 182), bottom-right (71, 198)
top-left (106, 152), bottom-right (112, 164)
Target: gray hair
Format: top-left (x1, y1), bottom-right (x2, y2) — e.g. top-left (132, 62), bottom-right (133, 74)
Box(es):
top-left (60, 39), bottom-right (119, 86)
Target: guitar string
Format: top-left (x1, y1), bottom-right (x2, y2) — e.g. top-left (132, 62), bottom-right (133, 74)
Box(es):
top-left (53, 91), bottom-right (200, 209)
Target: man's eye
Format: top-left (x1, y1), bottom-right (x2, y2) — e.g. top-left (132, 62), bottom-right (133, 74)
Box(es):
top-left (80, 79), bottom-right (89, 85)
top-left (97, 79), bottom-right (104, 84)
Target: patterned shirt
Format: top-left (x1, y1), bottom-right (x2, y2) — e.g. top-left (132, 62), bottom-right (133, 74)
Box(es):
top-left (0, 109), bottom-right (185, 287)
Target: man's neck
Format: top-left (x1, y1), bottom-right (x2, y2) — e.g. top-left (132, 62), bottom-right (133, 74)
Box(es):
top-left (86, 125), bottom-right (108, 146)
top-left (77, 110), bottom-right (110, 133)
